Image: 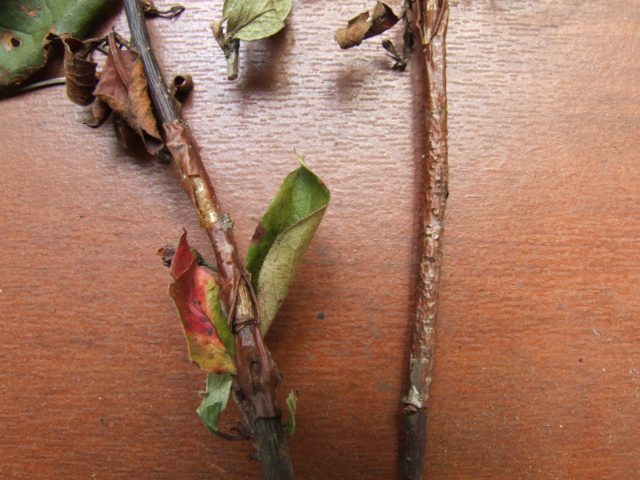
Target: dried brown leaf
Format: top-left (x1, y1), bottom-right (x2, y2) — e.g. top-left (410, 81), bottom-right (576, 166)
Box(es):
top-left (86, 97), bottom-right (110, 128)
top-left (335, 1), bottom-right (399, 49)
top-left (94, 34), bottom-right (163, 155)
top-left (141, 0), bottom-right (185, 18)
top-left (62, 36), bottom-right (103, 106)
top-left (171, 74), bottom-right (193, 99)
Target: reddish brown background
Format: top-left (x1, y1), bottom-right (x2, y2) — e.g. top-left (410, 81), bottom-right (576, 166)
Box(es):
top-left (1, 1), bottom-right (639, 478)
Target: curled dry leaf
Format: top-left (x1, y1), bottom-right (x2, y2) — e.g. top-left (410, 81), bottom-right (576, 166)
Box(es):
top-left (141, 0), bottom-right (185, 19)
top-left (92, 34), bottom-right (163, 155)
top-left (168, 232), bottom-right (236, 374)
top-left (61, 36), bottom-right (103, 106)
top-left (170, 74), bottom-right (193, 101)
top-left (335, 1), bottom-right (400, 49)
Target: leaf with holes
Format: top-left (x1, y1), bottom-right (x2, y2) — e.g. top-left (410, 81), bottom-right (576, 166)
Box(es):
top-left (169, 232), bottom-right (236, 374)
top-left (246, 162), bottom-right (330, 335)
top-left (0, 0), bottom-right (110, 92)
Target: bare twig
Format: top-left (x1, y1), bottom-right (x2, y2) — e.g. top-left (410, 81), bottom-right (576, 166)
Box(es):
top-left (122, 1), bottom-right (293, 478)
top-left (401, 1), bottom-right (449, 479)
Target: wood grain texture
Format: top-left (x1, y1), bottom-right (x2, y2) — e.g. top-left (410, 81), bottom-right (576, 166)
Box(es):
top-left (0, 1), bottom-right (638, 479)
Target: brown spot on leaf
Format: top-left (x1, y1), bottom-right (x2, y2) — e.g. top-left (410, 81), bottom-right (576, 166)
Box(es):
top-left (18, 5), bottom-right (40, 17)
top-left (1, 32), bottom-right (19, 51)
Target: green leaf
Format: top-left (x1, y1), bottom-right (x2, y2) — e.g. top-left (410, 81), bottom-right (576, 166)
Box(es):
top-left (284, 390), bottom-right (298, 436)
top-left (197, 373), bottom-right (233, 434)
top-left (246, 163), bottom-right (330, 335)
top-left (223, 0), bottom-right (292, 42)
top-left (0, 0), bottom-right (110, 91)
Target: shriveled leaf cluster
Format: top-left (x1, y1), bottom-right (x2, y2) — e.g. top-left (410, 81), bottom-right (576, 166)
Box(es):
top-left (61, 33), bottom-right (175, 155)
top-left (0, 0), bottom-right (110, 92)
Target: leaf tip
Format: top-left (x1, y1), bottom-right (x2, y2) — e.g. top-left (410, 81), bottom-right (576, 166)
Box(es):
top-left (293, 151), bottom-right (306, 168)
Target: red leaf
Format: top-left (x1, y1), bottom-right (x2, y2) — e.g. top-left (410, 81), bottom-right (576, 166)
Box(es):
top-left (169, 232), bottom-right (235, 374)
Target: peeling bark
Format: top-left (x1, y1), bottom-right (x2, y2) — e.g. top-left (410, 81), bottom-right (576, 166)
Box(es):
top-left (401, 1), bottom-right (449, 479)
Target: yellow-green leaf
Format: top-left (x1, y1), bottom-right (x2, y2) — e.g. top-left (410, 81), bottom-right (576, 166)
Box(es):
top-left (246, 163), bottom-right (330, 335)
top-left (197, 373), bottom-right (233, 434)
top-left (0, 0), bottom-right (110, 92)
top-left (223, 0), bottom-right (292, 42)
top-left (285, 390), bottom-right (297, 436)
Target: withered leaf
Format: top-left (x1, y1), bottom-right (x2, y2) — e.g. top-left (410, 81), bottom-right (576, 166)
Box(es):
top-left (335, 2), bottom-right (399, 49)
top-left (170, 74), bottom-right (193, 101)
top-left (169, 232), bottom-right (236, 374)
top-left (61, 36), bottom-right (103, 106)
top-left (86, 97), bottom-right (110, 128)
top-left (141, 0), bottom-right (185, 19)
top-left (93, 34), bottom-right (163, 155)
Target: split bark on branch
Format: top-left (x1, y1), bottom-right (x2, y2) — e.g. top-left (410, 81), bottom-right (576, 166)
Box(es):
top-left (401, 1), bottom-right (449, 479)
top-left (122, 1), bottom-right (293, 478)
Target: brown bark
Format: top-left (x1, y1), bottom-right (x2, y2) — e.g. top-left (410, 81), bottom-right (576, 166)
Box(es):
top-left (401, 1), bottom-right (449, 479)
top-left (122, 0), bottom-right (292, 478)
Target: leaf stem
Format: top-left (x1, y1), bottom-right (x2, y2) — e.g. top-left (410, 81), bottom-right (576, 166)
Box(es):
top-left (19, 77), bottom-right (66, 92)
top-left (225, 39), bottom-right (240, 81)
top-left (400, 1), bottom-right (449, 479)
top-left (122, 1), bottom-right (293, 478)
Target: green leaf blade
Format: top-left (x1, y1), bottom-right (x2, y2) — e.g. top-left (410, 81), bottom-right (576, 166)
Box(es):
top-left (223, 0), bottom-right (292, 42)
top-left (233, 9), bottom-right (284, 42)
top-left (0, 0), bottom-right (110, 91)
top-left (197, 373), bottom-right (233, 434)
top-left (246, 164), bottom-right (330, 335)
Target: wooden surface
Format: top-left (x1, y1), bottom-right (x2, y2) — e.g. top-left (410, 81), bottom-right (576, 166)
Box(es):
top-left (1, 1), bottom-right (639, 478)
